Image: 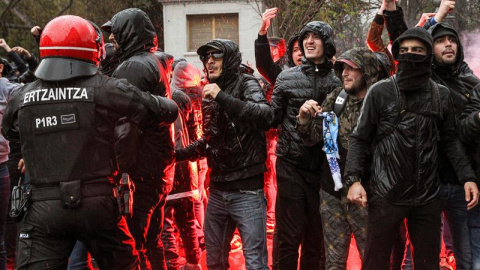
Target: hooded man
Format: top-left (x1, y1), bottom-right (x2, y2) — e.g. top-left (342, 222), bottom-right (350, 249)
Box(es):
top-left (102, 8), bottom-right (176, 270)
top-left (428, 22), bottom-right (480, 270)
top-left (270, 21), bottom-right (341, 270)
top-left (296, 47), bottom-right (378, 270)
top-left (175, 39), bottom-right (273, 270)
top-left (345, 27), bottom-right (478, 270)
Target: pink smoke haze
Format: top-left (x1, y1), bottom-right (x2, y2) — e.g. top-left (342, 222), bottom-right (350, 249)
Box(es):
top-left (462, 30), bottom-right (480, 78)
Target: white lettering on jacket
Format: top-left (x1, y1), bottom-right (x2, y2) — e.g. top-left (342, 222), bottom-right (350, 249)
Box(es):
top-left (23, 88), bottom-right (89, 104)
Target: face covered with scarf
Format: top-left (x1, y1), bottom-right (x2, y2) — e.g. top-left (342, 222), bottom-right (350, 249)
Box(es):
top-left (391, 27), bottom-right (433, 92)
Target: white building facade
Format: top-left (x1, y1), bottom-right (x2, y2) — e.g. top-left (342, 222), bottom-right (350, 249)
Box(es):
top-left (160, 0), bottom-right (263, 72)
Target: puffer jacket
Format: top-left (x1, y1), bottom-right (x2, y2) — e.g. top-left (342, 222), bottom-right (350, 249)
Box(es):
top-left (271, 21), bottom-right (341, 173)
top-left (271, 61), bottom-right (340, 172)
top-left (428, 23), bottom-right (480, 185)
top-left (346, 78), bottom-right (476, 205)
top-left (176, 39), bottom-right (273, 184)
top-left (109, 8), bottom-right (176, 179)
top-left (296, 48), bottom-right (378, 197)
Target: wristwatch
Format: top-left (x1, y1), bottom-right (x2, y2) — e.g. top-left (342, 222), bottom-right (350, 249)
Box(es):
top-left (345, 176), bottom-right (361, 188)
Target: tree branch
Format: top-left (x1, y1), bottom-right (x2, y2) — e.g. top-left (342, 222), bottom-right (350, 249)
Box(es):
top-left (56, 0), bottom-right (74, 17)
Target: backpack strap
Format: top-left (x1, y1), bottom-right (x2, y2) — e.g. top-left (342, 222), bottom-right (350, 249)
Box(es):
top-left (429, 79), bottom-right (443, 120)
top-left (375, 75), bottom-right (406, 142)
top-left (333, 89), bottom-right (349, 117)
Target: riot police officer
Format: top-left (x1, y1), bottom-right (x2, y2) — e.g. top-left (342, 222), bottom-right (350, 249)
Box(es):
top-left (1, 15), bottom-right (178, 270)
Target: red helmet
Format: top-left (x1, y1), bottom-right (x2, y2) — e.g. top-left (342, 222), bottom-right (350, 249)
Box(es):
top-left (35, 15), bottom-right (105, 81)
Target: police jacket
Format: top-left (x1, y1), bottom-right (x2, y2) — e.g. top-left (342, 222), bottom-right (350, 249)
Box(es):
top-left (110, 8), bottom-right (176, 179)
top-left (271, 59), bottom-right (341, 172)
top-left (427, 23), bottom-right (480, 185)
top-left (345, 79), bottom-right (476, 206)
top-left (1, 74), bottom-right (178, 186)
top-left (176, 39), bottom-right (273, 186)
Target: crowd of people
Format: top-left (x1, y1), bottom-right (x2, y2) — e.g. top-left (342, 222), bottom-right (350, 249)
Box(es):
top-left (0, 0), bottom-right (480, 269)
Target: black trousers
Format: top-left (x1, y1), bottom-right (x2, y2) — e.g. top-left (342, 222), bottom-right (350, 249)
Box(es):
top-left (127, 179), bottom-right (168, 270)
top-left (275, 157), bottom-right (325, 270)
top-left (363, 194), bottom-right (442, 270)
top-left (16, 196), bottom-right (139, 270)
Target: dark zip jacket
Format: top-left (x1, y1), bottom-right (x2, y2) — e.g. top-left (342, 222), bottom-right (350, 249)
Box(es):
top-left (346, 78), bottom-right (476, 206)
top-left (176, 39), bottom-right (273, 187)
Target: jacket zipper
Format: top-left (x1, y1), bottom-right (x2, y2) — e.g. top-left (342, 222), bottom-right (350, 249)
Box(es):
top-left (231, 122), bottom-right (244, 152)
top-left (414, 116), bottom-right (420, 206)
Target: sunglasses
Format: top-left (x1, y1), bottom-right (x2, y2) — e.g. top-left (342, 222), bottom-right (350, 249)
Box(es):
top-left (200, 52), bottom-right (224, 63)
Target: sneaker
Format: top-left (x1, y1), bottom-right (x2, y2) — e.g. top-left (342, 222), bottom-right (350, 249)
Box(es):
top-left (266, 222), bottom-right (275, 235)
top-left (179, 263), bottom-right (202, 270)
top-left (230, 234), bottom-right (243, 253)
top-left (440, 257), bottom-right (454, 270)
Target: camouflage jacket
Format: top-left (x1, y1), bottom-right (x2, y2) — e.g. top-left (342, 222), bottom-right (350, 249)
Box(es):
top-left (296, 47), bottom-right (378, 196)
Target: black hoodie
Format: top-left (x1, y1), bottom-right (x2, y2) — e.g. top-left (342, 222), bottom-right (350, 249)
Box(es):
top-left (428, 23), bottom-right (480, 185)
top-left (107, 8), bottom-right (177, 180)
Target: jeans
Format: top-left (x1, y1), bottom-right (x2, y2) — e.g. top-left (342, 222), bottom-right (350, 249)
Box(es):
top-left (205, 188), bottom-right (269, 270)
top-left (469, 203), bottom-right (480, 270)
top-left (162, 197), bottom-right (200, 270)
top-left (0, 163), bottom-right (10, 270)
top-left (439, 183), bottom-right (472, 270)
top-left (363, 194), bottom-right (442, 270)
top-left (68, 241), bottom-right (94, 270)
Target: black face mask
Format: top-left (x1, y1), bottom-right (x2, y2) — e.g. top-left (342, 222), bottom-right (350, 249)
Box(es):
top-left (396, 53), bottom-right (432, 92)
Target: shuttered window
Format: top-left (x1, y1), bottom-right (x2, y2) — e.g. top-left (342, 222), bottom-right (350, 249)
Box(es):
top-left (187, 13), bottom-right (239, 52)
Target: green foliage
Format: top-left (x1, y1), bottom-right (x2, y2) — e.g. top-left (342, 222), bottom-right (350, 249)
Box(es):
top-left (0, 0), bottom-right (163, 60)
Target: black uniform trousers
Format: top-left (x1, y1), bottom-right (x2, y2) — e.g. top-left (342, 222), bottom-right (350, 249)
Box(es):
top-left (16, 192), bottom-right (139, 270)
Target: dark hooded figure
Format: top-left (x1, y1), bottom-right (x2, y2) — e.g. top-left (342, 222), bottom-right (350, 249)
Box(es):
top-left (345, 27), bottom-right (478, 270)
top-left (102, 8), bottom-right (177, 270)
top-left (426, 22), bottom-right (480, 270)
top-left (270, 21), bottom-right (341, 270)
top-left (176, 38), bottom-right (272, 270)
top-left (296, 47), bottom-right (378, 269)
